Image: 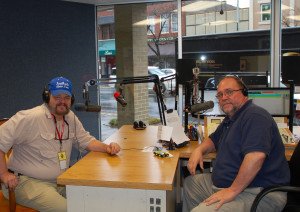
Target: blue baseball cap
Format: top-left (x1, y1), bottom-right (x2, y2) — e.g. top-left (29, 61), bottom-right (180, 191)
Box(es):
top-left (49, 77), bottom-right (72, 96)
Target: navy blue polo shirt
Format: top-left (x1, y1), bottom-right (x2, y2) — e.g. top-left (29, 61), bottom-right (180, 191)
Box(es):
top-left (209, 100), bottom-right (290, 188)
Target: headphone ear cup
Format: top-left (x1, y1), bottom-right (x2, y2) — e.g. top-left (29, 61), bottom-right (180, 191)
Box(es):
top-left (42, 87), bottom-right (50, 103)
top-left (71, 93), bottom-right (75, 106)
top-left (139, 121), bottom-right (144, 128)
top-left (242, 88), bottom-right (248, 96)
top-left (139, 121), bottom-right (146, 129)
top-left (133, 121), bottom-right (138, 129)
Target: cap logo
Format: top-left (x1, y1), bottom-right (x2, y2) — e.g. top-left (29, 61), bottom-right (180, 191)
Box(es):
top-left (56, 82), bottom-right (70, 90)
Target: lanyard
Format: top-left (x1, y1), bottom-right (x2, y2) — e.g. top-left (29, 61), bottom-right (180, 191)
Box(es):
top-left (51, 114), bottom-right (65, 145)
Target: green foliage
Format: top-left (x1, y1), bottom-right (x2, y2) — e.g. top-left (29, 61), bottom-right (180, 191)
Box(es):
top-left (109, 119), bottom-right (118, 128)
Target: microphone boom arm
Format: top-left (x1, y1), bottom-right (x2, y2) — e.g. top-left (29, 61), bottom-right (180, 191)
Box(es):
top-left (84, 74), bottom-right (167, 125)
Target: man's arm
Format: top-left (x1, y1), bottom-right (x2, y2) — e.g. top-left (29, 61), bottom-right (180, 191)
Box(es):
top-left (85, 139), bottom-right (120, 155)
top-left (0, 150), bottom-right (18, 190)
top-left (187, 137), bottom-right (216, 176)
top-left (204, 151), bottom-right (266, 210)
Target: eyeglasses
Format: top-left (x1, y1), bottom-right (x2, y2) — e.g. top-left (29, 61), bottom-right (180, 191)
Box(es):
top-left (54, 119), bottom-right (69, 141)
top-left (53, 96), bottom-right (71, 102)
top-left (216, 89), bottom-right (242, 99)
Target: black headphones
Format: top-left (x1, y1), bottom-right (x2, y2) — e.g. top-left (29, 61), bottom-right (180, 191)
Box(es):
top-left (133, 121), bottom-right (146, 130)
top-left (223, 75), bottom-right (248, 97)
top-left (42, 85), bottom-right (75, 106)
top-left (238, 78), bottom-right (248, 96)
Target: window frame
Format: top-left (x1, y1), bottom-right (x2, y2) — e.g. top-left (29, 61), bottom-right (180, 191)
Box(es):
top-left (147, 16), bottom-right (155, 35)
top-left (261, 3), bottom-right (271, 22)
top-left (171, 13), bottom-right (178, 33)
top-left (160, 13), bottom-right (169, 34)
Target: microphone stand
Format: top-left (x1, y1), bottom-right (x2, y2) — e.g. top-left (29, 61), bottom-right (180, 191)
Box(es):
top-left (84, 75), bottom-right (168, 125)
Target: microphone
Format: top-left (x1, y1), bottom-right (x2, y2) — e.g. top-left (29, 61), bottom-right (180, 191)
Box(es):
top-left (186, 101), bottom-right (214, 113)
top-left (114, 92), bottom-right (127, 107)
top-left (74, 103), bottom-right (101, 112)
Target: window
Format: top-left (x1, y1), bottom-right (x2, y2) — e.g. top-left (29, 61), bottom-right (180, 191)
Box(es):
top-left (109, 24), bottom-right (115, 39)
top-left (102, 25), bottom-right (109, 39)
top-left (147, 16), bottom-right (155, 35)
top-left (171, 13), bottom-right (178, 33)
top-left (160, 13), bottom-right (169, 34)
top-left (261, 3), bottom-right (271, 21)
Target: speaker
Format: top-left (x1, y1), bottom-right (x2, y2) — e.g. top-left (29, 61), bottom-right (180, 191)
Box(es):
top-left (176, 58), bottom-right (196, 84)
top-left (133, 121), bottom-right (146, 130)
top-left (282, 56), bottom-right (300, 85)
top-left (42, 85), bottom-right (75, 105)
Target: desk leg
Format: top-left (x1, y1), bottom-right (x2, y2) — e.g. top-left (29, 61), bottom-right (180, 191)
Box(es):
top-left (176, 159), bottom-right (181, 205)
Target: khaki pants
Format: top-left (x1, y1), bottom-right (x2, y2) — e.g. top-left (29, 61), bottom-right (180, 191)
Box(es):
top-left (182, 173), bottom-right (287, 212)
top-left (1, 175), bottom-right (67, 212)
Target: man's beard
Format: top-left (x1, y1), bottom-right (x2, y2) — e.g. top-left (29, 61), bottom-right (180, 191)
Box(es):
top-left (55, 103), bottom-right (70, 116)
top-left (220, 100), bottom-right (241, 117)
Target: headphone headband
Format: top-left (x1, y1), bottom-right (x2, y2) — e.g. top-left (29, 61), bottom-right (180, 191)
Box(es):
top-left (220, 75), bottom-right (248, 96)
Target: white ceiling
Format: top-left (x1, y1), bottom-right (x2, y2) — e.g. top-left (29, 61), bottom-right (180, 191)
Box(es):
top-left (62, 0), bottom-right (173, 6)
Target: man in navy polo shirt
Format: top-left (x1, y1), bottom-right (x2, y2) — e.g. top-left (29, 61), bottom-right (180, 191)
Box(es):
top-left (183, 76), bottom-right (290, 212)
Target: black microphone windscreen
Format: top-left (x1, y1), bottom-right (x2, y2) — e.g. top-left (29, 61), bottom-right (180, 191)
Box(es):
top-left (86, 104), bottom-right (101, 112)
top-left (74, 103), bottom-right (86, 111)
top-left (190, 101), bottom-right (214, 113)
top-left (74, 103), bottom-right (101, 112)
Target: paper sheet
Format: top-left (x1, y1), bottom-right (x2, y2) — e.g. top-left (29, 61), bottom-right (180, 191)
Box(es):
top-left (164, 110), bottom-right (190, 143)
top-left (277, 123), bottom-right (288, 128)
top-left (157, 125), bottom-right (173, 141)
top-left (207, 123), bottom-right (218, 137)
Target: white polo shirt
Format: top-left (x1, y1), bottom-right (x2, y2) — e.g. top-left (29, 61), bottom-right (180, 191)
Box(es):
top-left (0, 104), bottom-right (95, 180)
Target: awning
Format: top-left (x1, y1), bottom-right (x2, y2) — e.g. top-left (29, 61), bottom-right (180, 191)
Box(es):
top-left (98, 40), bottom-right (115, 56)
top-left (98, 15), bottom-right (114, 25)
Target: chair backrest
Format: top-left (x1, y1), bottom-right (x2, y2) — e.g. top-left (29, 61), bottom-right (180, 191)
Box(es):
top-left (0, 118), bottom-right (9, 125)
top-left (0, 118), bottom-right (16, 212)
top-left (289, 143), bottom-right (300, 186)
top-left (288, 142), bottom-right (300, 202)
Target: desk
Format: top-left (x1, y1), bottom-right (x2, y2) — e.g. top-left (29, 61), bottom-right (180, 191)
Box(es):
top-left (57, 126), bottom-right (179, 212)
top-left (173, 140), bottom-right (294, 161)
top-left (57, 125), bottom-right (295, 212)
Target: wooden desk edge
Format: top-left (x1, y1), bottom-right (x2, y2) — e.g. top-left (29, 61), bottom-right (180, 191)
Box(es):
top-left (176, 141), bottom-right (294, 161)
top-left (56, 178), bottom-right (174, 191)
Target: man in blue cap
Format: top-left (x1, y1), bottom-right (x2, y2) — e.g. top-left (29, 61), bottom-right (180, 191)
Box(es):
top-left (0, 77), bottom-right (120, 212)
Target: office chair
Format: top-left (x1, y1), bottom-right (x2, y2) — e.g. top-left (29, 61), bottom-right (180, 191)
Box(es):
top-left (0, 118), bottom-right (38, 212)
top-left (250, 142), bottom-right (300, 212)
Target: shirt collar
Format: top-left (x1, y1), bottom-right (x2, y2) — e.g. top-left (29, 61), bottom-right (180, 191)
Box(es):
top-left (228, 99), bottom-right (252, 122)
top-left (223, 99), bottom-right (252, 125)
top-left (42, 103), bottom-right (53, 119)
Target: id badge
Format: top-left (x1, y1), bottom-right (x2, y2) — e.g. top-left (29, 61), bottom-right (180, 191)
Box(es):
top-left (58, 151), bottom-right (67, 169)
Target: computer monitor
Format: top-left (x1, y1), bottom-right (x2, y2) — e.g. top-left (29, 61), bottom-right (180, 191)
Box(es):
top-left (248, 88), bottom-right (290, 116)
top-left (202, 88), bottom-right (291, 116)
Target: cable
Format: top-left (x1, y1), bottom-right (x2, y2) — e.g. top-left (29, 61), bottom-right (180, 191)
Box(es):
top-left (73, 114), bottom-right (82, 161)
top-left (120, 146), bottom-right (157, 151)
top-left (82, 74), bottom-right (96, 85)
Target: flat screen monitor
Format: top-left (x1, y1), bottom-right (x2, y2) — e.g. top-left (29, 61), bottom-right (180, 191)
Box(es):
top-left (202, 88), bottom-right (291, 116)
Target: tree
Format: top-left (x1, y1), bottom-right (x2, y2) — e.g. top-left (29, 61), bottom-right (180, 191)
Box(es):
top-left (282, 6), bottom-right (300, 27)
top-left (147, 2), bottom-right (177, 68)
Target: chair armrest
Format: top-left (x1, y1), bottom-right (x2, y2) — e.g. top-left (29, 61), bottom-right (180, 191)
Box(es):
top-left (250, 186), bottom-right (300, 212)
top-left (9, 189), bottom-right (16, 212)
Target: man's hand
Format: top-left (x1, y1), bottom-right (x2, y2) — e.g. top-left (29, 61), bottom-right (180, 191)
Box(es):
top-left (187, 148), bottom-right (204, 176)
top-left (0, 172), bottom-right (18, 190)
top-left (106, 142), bottom-right (121, 155)
top-left (187, 138), bottom-right (216, 176)
top-left (203, 188), bottom-right (238, 210)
